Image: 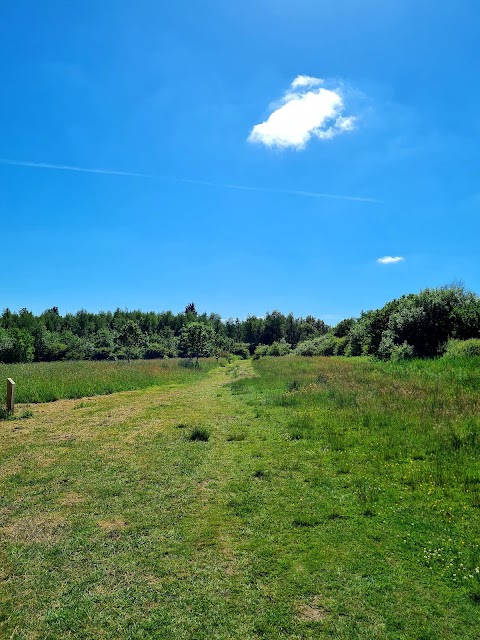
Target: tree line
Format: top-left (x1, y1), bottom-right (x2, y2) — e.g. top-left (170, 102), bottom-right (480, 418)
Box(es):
top-left (0, 304), bottom-right (328, 363)
top-left (1, 285), bottom-right (479, 364)
top-left (291, 284), bottom-right (480, 361)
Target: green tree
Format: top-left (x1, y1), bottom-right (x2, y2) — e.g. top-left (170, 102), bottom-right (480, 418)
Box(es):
top-left (0, 328), bottom-right (34, 363)
top-left (179, 322), bottom-right (215, 364)
top-left (92, 329), bottom-right (117, 360)
top-left (117, 321), bottom-right (144, 363)
top-left (184, 302), bottom-right (197, 315)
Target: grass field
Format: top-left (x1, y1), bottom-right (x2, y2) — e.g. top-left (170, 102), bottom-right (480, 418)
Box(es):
top-left (0, 356), bottom-right (479, 638)
top-left (0, 359), bottom-right (216, 403)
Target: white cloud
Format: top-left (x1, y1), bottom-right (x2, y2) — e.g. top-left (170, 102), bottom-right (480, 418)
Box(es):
top-left (290, 75), bottom-right (324, 88)
top-left (248, 75), bottom-right (357, 149)
top-left (377, 256), bottom-right (405, 264)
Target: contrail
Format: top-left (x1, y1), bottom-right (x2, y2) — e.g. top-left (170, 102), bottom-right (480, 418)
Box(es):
top-left (0, 158), bottom-right (154, 179)
top-left (0, 157), bottom-right (380, 203)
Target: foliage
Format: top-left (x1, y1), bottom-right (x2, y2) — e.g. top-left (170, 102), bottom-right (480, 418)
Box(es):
top-left (144, 329), bottom-right (179, 359)
top-left (253, 339), bottom-right (292, 358)
top-left (184, 302), bottom-right (197, 315)
top-left (333, 335), bottom-right (349, 355)
top-left (354, 285), bottom-right (480, 360)
top-left (0, 305), bottom-right (331, 363)
top-left (332, 317), bottom-right (356, 338)
top-left (252, 344), bottom-right (269, 360)
top-left (267, 338), bottom-right (292, 356)
top-left (0, 327), bottom-right (34, 363)
top-left (296, 285), bottom-right (480, 362)
top-left (179, 322), bottom-right (215, 362)
top-left (3, 285), bottom-right (480, 364)
top-left (116, 320), bottom-right (144, 362)
top-left (444, 338), bottom-right (480, 358)
top-left (231, 342), bottom-right (250, 359)
top-left (295, 334), bottom-right (341, 356)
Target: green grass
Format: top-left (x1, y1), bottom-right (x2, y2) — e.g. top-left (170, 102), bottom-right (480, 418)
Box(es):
top-left (0, 358), bottom-right (216, 403)
top-left (0, 357), bottom-right (479, 638)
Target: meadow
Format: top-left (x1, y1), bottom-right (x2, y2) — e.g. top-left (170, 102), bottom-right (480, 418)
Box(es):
top-left (0, 358), bottom-right (216, 403)
top-left (0, 356), bottom-right (479, 639)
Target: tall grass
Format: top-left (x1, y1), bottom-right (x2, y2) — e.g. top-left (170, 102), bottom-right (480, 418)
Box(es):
top-left (0, 358), bottom-right (216, 403)
top-left (229, 356), bottom-right (480, 612)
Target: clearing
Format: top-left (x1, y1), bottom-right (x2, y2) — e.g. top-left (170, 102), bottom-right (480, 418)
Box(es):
top-left (0, 357), bottom-right (479, 639)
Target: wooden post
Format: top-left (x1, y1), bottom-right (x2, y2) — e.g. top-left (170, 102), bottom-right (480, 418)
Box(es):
top-left (7, 378), bottom-right (15, 414)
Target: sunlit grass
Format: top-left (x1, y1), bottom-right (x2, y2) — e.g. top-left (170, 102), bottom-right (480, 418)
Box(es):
top-left (0, 358), bottom-right (216, 403)
top-left (0, 357), bottom-right (479, 638)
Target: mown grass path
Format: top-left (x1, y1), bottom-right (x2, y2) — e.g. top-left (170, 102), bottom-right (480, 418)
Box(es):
top-left (0, 361), bottom-right (261, 639)
top-left (1, 357), bottom-right (479, 639)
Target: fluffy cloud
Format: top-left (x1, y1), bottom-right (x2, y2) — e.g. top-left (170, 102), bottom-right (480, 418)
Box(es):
top-left (248, 75), bottom-right (356, 149)
top-left (377, 256), bottom-right (405, 264)
top-left (290, 75), bottom-right (324, 89)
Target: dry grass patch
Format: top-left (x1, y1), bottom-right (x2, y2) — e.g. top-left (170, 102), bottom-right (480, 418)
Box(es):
top-left (50, 433), bottom-right (76, 443)
top-left (296, 596), bottom-right (328, 622)
top-left (58, 491), bottom-right (86, 506)
top-left (1, 514), bottom-right (66, 545)
top-left (97, 518), bottom-right (129, 533)
top-left (0, 460), bottom-right (22, 479)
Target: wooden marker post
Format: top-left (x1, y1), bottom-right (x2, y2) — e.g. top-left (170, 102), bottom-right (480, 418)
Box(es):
top-left (7, 378), bottom-right (15, 414)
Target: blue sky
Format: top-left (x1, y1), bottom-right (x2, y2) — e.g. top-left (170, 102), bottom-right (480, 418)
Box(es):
top-left (1, 0), bottom-right (479, 322)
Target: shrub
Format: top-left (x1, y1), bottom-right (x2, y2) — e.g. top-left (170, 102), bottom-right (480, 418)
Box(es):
top-left (295, 337), bottom-right (323, 356)
top-left (0, 328), bottom-right (34, 363)
top-left (377, 330), bottom-right (396, 361)
top-left (334, 336), bottom-right (349, 356)
top-left (268, 339), bottom-right (292, 357)
top-left (232, 342), bottom-right (250, 359)
top-left (253, 345), bottom-right (269, 360)
top-left (253, 340), bottom-right (292, 358)
top-left (144, 344), bottom-right (170, 359)
top-left (444, 338), bottom-right (480, 358)
top-left (390, 341), bottom-right (415, 362)
top-left (295, 334), bottom-right (337, 357)
top-left (344, 323), bottom-right (368, 356)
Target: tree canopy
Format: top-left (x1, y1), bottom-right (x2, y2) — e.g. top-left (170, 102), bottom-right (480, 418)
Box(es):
top-left (2, 285), bottom-right (479, 363)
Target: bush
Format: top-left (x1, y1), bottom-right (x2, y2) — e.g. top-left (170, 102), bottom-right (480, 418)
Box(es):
top-left (344, 323), bottom-right (367, 356)
top-left (390, 342), bottom-right (415, 362)
top-left (295, 334), bottom-right (338, 357)
top-left (295, 337), bottom-right (323, 356)
top-left (0, 328), bottom-right (34, 363)
top-left (377, 330), bottom-right (396, 361)
top-left (232, 342), bottom-right (250, 359)
top-left (144, 344), bottom-right (169, 359)
top-left (444, 339), bottom-right (480, 358)
top-left (377, 330), bottom-right (415, 362)
top-left (253, 345), bottom-right (269, 360)
top-left (268, 339), bottom-right (292, 357)
top-left (334, 336), bottom-right (349, 356)
top-left (253, 340), bottom-right (292, 358)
